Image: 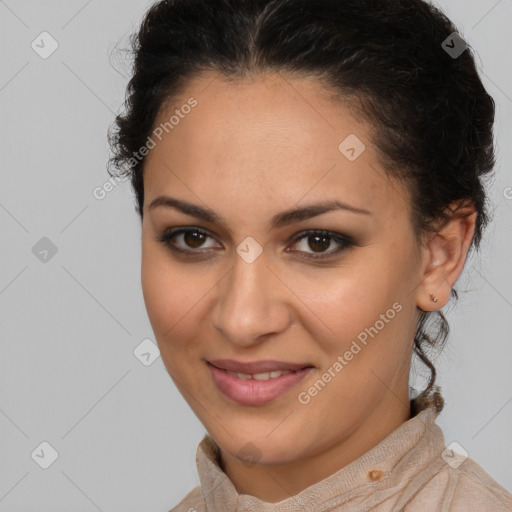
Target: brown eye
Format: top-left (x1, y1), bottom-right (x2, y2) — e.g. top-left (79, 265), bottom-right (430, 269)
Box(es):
top-left (183, 230), bottom-right (207, 248)
top-left (307, 234), bottom-right (331, 252)
top-left (157, 227), bottom-right (220, 255)
top-left (157, 227), bottom-right (354, 261)
top-left (288, 230), bottom-right (355, 260)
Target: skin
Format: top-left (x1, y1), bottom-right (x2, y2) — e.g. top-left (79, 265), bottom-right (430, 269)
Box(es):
top-left (140, 70), bottom-right (476, 502)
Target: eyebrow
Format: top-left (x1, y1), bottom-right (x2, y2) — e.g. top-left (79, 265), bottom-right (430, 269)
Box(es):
top-left (148, 195), bottom-right (372, 229)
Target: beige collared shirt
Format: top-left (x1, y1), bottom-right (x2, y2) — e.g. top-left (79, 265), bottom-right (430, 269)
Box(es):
top-left (170, 400), bottom-right (512, 511)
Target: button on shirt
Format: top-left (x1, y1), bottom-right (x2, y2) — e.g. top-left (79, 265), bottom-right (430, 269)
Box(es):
top-left (170, 400), bottom-right (512, 511)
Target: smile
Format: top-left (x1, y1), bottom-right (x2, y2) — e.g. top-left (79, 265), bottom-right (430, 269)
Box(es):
top-left (225, 369), bottom-right (294, 380)
top-left (207, 361), bottom-right (313, 405)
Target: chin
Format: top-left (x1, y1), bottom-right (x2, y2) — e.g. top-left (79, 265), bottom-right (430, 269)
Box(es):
top-left (210, 425), bottom-right (305, 466)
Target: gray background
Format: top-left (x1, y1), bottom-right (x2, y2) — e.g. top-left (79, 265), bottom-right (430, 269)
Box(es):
top-left (0, 0), bottom-right (511, 510)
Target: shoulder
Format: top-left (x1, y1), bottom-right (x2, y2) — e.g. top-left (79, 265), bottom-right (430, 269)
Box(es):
top-left (406, 456), bottom-right (512, 511)
top-left (444, 457), bottom-right (512, 511)
top-left (168, 486), bottom-right (205, 512)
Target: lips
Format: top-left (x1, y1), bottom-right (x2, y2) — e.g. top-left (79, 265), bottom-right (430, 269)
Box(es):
top-left (207, 362), bottom-right (314, 405)
top-left (207, 359), bottom-right (312, 374)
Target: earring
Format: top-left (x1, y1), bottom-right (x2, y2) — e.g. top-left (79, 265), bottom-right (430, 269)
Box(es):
top-left (429, 293), bottom-right (439, 303)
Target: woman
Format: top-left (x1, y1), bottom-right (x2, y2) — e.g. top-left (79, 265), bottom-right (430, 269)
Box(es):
top-left (108, 0), bottom-right (512, 509)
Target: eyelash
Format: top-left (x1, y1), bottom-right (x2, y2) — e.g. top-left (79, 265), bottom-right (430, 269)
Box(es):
top-left (156, 227), bottom-right (355, 261)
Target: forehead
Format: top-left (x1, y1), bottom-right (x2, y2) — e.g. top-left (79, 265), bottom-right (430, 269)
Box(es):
top-left (143, 71), bottom-right (412, 222)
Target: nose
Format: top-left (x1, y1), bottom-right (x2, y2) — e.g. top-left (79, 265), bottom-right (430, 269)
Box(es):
top-left (211, 248), bottom-right (292, 347)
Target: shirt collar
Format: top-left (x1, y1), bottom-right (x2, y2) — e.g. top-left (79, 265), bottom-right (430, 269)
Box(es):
top-left (195, 397), bottom-right (445, 511)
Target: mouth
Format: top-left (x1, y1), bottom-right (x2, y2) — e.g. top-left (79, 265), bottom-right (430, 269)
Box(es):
top-left (207, 358), bottom-right (314, 376)
top-left (206, 359), bottom-right (314, 405)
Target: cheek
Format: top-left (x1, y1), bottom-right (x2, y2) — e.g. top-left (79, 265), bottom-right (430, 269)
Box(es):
top-left (285, 261), bottom-right (390, 341)
top-left (290, 256), bottom-right (410, 368)
top-left (141, 243), bottom-right (190, 339)
top-left (308, 273), bottom-right (413, 392)
top-left (140, 242), bottom-right (215, 352)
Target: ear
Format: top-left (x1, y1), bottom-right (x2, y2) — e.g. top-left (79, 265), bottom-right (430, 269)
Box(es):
top-left (416, 200), bottom-right (477, 312)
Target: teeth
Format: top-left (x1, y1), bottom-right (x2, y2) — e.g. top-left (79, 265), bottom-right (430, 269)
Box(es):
top-left (233, 371), bottom-right (252, 380)
top-left (253, 372), bottom-right (272, 380)
top-left (269, 370), bottom-right (289, 379)
top-left (226, 370), bottom-right (293, 380)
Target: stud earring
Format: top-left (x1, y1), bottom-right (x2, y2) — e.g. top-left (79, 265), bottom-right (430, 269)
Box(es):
top-left (429, 293), bottom-right (439, 303)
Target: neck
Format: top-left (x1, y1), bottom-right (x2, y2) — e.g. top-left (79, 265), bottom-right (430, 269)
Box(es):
top-left (218, 391), bottom-right (412, 503)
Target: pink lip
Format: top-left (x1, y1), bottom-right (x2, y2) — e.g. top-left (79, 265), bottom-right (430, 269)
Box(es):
top-left (207, 362), bottom-right (313, 405)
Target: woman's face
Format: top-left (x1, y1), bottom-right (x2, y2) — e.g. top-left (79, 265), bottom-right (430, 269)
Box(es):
top-left (141, 71), bottom-right (429, 469)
